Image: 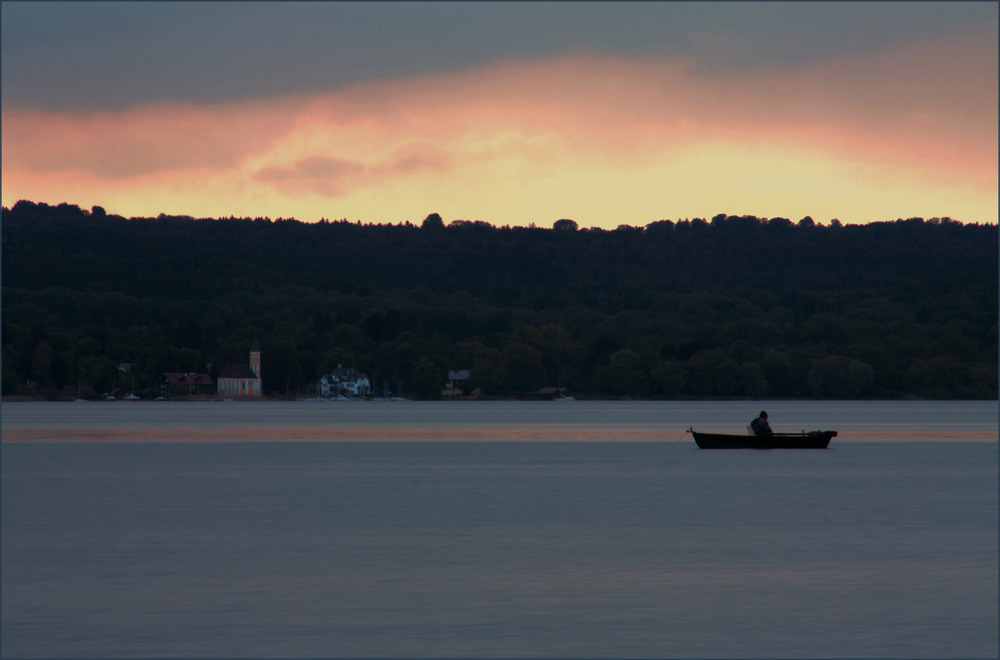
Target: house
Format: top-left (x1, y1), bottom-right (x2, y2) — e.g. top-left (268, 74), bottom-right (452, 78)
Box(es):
top-left (539, 387), bottom-right (572, 400)
top-left (319, 365), bottom-right (371, 398)
top-left (163, 372), bottom-right (214, 394)
top-left (217, 339), bottom-right (262, 397)
top-left (513, 387), bottom-right (572, 400)
top-left (443, 369), bottom-right (471, 397)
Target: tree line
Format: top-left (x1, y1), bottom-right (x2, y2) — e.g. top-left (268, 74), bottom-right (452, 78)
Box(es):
top-left (2, 200), bottom-right (996, 400)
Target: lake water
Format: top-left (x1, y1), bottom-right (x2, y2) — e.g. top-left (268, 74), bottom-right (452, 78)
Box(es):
top-left (2, 400), bottom-right (997, 658)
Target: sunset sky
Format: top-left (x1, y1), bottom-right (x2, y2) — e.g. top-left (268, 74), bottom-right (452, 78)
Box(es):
top-left (3, 2), bottom-right (997, 228)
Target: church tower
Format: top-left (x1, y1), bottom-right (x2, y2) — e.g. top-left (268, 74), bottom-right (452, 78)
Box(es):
top-left (250, 337), bottom-right (261, 394)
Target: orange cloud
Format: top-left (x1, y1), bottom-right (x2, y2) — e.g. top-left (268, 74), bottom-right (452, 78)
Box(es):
top-left (3, 25), bottom-right (995, 226)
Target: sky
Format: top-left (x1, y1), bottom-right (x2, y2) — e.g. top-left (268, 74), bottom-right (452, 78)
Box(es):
top-left (2, 2), bottom-right (997, 228)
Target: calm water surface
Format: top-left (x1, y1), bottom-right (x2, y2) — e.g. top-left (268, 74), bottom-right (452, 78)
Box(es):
top-left (2, 401), bottom-right (997, 658)
top-left (3, 399), bottom-right (996, 442)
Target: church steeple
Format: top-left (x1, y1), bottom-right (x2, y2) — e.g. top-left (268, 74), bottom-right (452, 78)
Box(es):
top-left (250, 337), bottom-right (261, 381)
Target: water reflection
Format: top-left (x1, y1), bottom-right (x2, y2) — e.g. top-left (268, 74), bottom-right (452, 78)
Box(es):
top-left (3, 426), bottom-right (997, 443)
top-left (2, 400), bottom-right (996, 443)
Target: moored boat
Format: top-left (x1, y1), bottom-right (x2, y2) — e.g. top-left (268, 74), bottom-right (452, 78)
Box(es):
top-left (687, 427), bottom-right (836, 449)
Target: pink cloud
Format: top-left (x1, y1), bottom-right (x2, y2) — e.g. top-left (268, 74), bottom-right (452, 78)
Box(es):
top-left (1, 100), bottom-right (301, 179)
top-left (254, 156), bottom-right (364, 196)
top-left (2, 24), bottom-right (995, 224)
top-left (250, 143), bottom-right (452, 197)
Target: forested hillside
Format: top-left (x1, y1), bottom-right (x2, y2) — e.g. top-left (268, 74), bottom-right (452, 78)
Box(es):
top-left (3, 200), bottom-right (996, 399)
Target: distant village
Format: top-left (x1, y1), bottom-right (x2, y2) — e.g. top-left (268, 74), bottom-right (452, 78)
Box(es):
top-left (82, 340), bottom-right (572, 402)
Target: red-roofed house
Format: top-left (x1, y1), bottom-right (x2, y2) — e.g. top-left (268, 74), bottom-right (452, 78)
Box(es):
top-left (163, 372), bottom-right (214, 394)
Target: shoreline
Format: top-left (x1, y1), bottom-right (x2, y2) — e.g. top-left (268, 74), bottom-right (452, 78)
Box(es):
top-left (2, 394), bottom-right (987, 403)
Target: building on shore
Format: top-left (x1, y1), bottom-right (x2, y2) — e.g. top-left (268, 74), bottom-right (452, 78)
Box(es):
top-left (217, 339), bottom-right (262, 397)
top-left (163, 372), bottom-right (214, 395)
top-left (319, 365), bottom-right (370, 398)
top-left (443, 369), bottom-right (478, 397)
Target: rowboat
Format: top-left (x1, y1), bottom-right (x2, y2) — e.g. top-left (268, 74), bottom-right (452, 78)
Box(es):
top-left (687, 427), bottom-right (836, 449)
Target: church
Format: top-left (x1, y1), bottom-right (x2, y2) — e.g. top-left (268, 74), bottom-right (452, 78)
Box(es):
top-left (217, 338), bottom-right (262, 397)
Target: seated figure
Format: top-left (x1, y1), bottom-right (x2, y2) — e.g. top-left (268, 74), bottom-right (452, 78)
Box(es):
top-left (750, 410), bottom-right (773, 436)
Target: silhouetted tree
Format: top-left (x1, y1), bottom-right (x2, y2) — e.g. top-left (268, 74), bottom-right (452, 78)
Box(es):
top-left (2, 200), bottom-right (995, 399)
top-left (421, 213), bottom-right (444, 230)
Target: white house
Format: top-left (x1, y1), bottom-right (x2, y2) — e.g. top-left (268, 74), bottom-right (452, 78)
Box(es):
top-left (319, 365), bottom-right (371, 398)
top-left (443, 369), bottom-right (471, 396)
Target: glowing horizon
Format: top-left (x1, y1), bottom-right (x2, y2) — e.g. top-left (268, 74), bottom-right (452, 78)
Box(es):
top-left (3, 20), bottom-right (996, 228)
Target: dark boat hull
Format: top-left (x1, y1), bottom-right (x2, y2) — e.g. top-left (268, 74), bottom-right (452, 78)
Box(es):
top-left (691, 430), bottom-right (836, 449)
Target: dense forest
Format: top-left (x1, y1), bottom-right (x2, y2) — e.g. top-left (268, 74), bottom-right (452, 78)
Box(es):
top-left (2, 200), bottom-right (997, 400)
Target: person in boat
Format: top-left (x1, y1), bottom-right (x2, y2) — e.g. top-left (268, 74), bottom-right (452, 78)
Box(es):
top-left (751, 410), bottom-right (773, 436)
